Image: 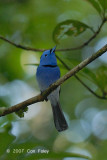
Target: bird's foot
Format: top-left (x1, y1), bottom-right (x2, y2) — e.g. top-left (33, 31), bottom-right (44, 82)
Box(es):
top-left (41, 91), bottom-right (48, 102)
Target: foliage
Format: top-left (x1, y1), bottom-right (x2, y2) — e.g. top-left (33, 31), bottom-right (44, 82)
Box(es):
top-left (15, 107), bottom-right (28, 118)
top-left (0, 0), bottom-right (107, 160)
top-left (53, 20), bottom-right (94, 43)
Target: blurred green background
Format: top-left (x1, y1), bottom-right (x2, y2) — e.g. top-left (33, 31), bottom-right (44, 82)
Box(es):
top-left (0, 0), bottom-right (107, 159)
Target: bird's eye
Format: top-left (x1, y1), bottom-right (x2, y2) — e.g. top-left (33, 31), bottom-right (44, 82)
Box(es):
top-left (45, 54), bottom-right (47, 57)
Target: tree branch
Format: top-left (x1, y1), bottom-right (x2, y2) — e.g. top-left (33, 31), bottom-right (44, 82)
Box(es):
top-left (0, 18), bottom-right (106, 97)
top-left (0, 44), bottom-right (107, 117)
top-left (56, 55), bottom-right (107, 99)
top-left (0, 35), bottom-right (45, 52)
top-left (0, 19), bottom-right (106, 98)
top-left (57, 17), bottom-right (107, 51)
top-left (0, 18), bottom-right (106, 52)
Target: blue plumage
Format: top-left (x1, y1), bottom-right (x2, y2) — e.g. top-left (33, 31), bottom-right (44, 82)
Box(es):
top-left (36, 46), bottom-right (68, 132)
top-left (36, 65), bottom-right (60, 91)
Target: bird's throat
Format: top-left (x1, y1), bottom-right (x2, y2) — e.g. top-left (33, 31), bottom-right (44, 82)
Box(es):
top-left (42, 65), bottom-right (57, 67)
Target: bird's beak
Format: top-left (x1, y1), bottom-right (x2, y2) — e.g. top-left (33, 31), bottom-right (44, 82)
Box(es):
top-left (51, 46), bottom-right (56, 53)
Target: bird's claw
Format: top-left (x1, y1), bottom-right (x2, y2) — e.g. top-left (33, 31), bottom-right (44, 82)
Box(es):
top-left (41, 91), bottom-right (48, 102)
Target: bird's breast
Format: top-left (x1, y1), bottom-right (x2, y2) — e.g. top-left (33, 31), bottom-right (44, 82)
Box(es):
top-left (36, 65), bottom-right (60, 91)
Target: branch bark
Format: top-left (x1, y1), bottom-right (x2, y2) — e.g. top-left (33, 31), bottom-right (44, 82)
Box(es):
top-left (0, 18), bottom-right (106, 52)
top-left (56, 55), bottom-right (107, 99)
top-left (0, 44), bottom-right (107, 117)
top-left (57, 17), bottom-right (107, 51)
top-left (0, 18), bottom-right (106, 98)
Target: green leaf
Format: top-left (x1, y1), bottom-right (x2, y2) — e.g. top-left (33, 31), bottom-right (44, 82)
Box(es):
top-left (53, 20), bottom-right (93, 43)
top-left (98, 0), bottom-right (107, 10)
top-left (86, 0), bottom-right (102, 14)
top-left (15, 107), bottom-right (28, 118)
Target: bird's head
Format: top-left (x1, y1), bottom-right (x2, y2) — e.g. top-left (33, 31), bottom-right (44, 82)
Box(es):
top-left (40, 46), bottom-right (57, 66)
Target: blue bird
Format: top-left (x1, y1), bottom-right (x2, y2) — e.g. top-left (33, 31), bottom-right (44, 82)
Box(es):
top-left (36, 46), bottom-right (68, 132)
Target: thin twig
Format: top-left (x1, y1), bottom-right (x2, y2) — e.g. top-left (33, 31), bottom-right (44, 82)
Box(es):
top-left (0, 18), bottom-right (106, 52)
top-left (0, 44), bottom-right (107, 117)
top-left (57, 17), bottom-right (107, 51)
top-left (56, 55), bottom-right (107, 99)
top-left (0, 18), bottom-right (106, 102)
top-left (0, 35), bottom-right (45, 52)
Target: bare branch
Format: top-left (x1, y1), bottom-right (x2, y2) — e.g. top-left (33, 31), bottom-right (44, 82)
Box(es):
top-left (56, 55), bottom-right (107, 99)
top-left (57, 17), bottom-right (107, 51)
top-left (0, 18), bottom-right (106, 52)
top-left (0, 44), bottom-right (107, 117)
top-left (0, 18), bottom-right (106, 97)
top-left (0, 35), bottom-right (45, 52)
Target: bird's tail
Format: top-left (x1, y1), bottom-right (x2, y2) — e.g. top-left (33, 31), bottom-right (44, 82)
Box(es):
top-left (51, 101), bottom-right (68, 132)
